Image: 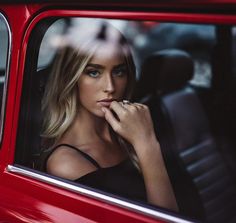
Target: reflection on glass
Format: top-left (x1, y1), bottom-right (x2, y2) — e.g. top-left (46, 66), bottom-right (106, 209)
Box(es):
top-left (29, 18), bottom-right (236, 222)
top-left (39, 19), bottom-right (178, 213)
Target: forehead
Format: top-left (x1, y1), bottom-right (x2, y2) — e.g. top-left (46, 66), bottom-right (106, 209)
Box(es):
top-left (90, 42), bottom-right (126, 64)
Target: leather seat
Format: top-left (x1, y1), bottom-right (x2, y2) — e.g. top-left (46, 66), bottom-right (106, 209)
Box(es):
top-left (136, 49), bottom-right (236, 222)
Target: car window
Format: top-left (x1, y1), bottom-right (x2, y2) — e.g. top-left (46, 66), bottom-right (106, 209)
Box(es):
top-left (232, 27), bottom-right (236, 79)
top-left (0, 14), bottom-right (9, 144)
top-left (15, 16), bottom-right (236, 223)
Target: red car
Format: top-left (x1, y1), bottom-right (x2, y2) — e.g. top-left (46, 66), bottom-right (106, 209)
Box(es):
top-left (1, 1), bottom-right (236, 222)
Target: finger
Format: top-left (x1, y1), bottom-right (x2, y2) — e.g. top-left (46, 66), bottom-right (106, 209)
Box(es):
top-left (133, 102), bottom-right (146, 108)
top-left (109, 101), bottom-right (126, 116)
top-left (118, 101), bottom-right (128, 109)
top-left (118, 101), bottom-right (140, 112)
top-left (122, 102), bottom-right (141, 110)
top-left (120, 102), bottom-right (134, 110)
top-left (102, 107), bottom-right (120, 131)
top-left (134, 103), bottom-right (150, 111)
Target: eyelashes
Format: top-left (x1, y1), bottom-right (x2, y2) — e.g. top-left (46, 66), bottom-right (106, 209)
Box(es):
top-left (85, 69), bottom-right (100, 77)
top-left (112, 67), bottom-right (127, 77)
top-left (84, 67), bottom-right (127, 78)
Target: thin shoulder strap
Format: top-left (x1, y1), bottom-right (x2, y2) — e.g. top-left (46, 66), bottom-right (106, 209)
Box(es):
top-left (54, 144), bottom-right (101, 169)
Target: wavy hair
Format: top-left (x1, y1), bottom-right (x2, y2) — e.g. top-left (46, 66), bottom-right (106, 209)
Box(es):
top-left (41, 22), bottom-right (139, 169)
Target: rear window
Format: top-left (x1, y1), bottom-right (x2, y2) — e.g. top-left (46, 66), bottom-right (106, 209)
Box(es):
top-left (0, 13), bottom-right (9, 144)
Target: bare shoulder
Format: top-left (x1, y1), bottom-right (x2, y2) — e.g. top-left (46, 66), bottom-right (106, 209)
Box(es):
top-left (46, 146), bottom-right (98, 180)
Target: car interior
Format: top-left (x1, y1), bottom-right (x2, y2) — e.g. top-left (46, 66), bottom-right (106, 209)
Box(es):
top-left (135, 48), bottom-right (236, 222)
top-left (13, 18), bottom-right (236, 222)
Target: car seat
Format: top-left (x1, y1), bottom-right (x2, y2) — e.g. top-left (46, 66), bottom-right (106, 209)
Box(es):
top-left (136, 49), bottom-right (236, 222)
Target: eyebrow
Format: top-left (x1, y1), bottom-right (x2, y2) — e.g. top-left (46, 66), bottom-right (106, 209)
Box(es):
top-left (114, 64), bottom-right (126, 69)
top-left (86, 63), bottom-right (126, 69)
top-left (86, 64), bottom-right (104, 69)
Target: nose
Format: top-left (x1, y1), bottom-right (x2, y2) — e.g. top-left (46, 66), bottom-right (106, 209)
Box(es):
top-left (103, 74), bottom-right (115, 93)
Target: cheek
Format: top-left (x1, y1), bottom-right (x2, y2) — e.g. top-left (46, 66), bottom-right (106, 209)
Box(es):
top-left (117, 77), bottom-right (128, 96)
top-left (78, 79), bottom-right (97, 102)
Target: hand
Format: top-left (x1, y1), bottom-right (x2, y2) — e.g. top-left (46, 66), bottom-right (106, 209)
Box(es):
top-left (102, 101), bottom-right (156, 146)
top-left (103, 101), bottom-right (178, 211)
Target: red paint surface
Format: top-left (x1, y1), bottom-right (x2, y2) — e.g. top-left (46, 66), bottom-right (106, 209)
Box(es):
top-left (0, 2), bottom-right (235, 222)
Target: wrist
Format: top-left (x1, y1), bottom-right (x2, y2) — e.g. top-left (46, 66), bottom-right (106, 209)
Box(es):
top-left (132, 133), bottom-right (159, 148)
top-left (132, 134), bottom-right (161, 157)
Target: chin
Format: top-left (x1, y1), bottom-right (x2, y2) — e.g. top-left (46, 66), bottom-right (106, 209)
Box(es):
top-left (92, 109), bottom-right (106, 118)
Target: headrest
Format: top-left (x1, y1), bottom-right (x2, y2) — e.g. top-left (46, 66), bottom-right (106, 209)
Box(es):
top-left (137, 49), bottom-right (194, 98)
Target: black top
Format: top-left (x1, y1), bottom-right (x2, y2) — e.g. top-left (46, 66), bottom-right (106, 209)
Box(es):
top-left (40, 144), bottom-right (147, 202)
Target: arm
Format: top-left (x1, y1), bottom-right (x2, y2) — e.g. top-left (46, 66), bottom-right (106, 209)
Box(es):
top-left (102, 101), bottom-right (178, 211)
top-left (133, 135), bottom-right (178, 211)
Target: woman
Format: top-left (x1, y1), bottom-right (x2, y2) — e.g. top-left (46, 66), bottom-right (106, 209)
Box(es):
top-left (41, 21), bottom-right (178, 211)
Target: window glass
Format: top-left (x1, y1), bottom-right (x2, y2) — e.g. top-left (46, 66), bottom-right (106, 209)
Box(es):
top-left (38, 19), bottom-right (68, 68)
top-left (16, 17), bottom-right (236, 223)
top-left (0, 14), bottom-right (9, 142)
top-left (0, 16), bottom-right (8, 71)
top-left (232, 27), bottom-right (236, 78)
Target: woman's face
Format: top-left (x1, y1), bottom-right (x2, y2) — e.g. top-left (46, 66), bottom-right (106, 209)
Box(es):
top-left (78, 43), bottom-right (129, 118)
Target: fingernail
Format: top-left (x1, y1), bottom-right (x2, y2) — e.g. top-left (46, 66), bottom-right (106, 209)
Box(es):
top-left (101, 107), bottom-right (106, 112)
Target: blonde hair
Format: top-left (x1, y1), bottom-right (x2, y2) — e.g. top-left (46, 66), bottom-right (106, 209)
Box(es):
top-left (42, 44), bottom-right (93, 141)
top-left (41, 23), bottom-right (139, 169)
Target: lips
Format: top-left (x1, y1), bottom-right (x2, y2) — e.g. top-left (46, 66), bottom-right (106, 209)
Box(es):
top-left (97, 98), bottom-right (116, 107)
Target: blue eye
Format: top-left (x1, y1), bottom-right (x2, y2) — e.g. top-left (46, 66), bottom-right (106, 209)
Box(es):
top-left (86, 70), bottom-right (100, 78)
top-left (112, 68), bottom-right (127, 77)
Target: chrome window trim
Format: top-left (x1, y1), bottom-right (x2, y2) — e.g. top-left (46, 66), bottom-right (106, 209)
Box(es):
top-left (7, 165), bottom-right (193, 223)
top-left (0, 13), bottom-right (11, 144)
